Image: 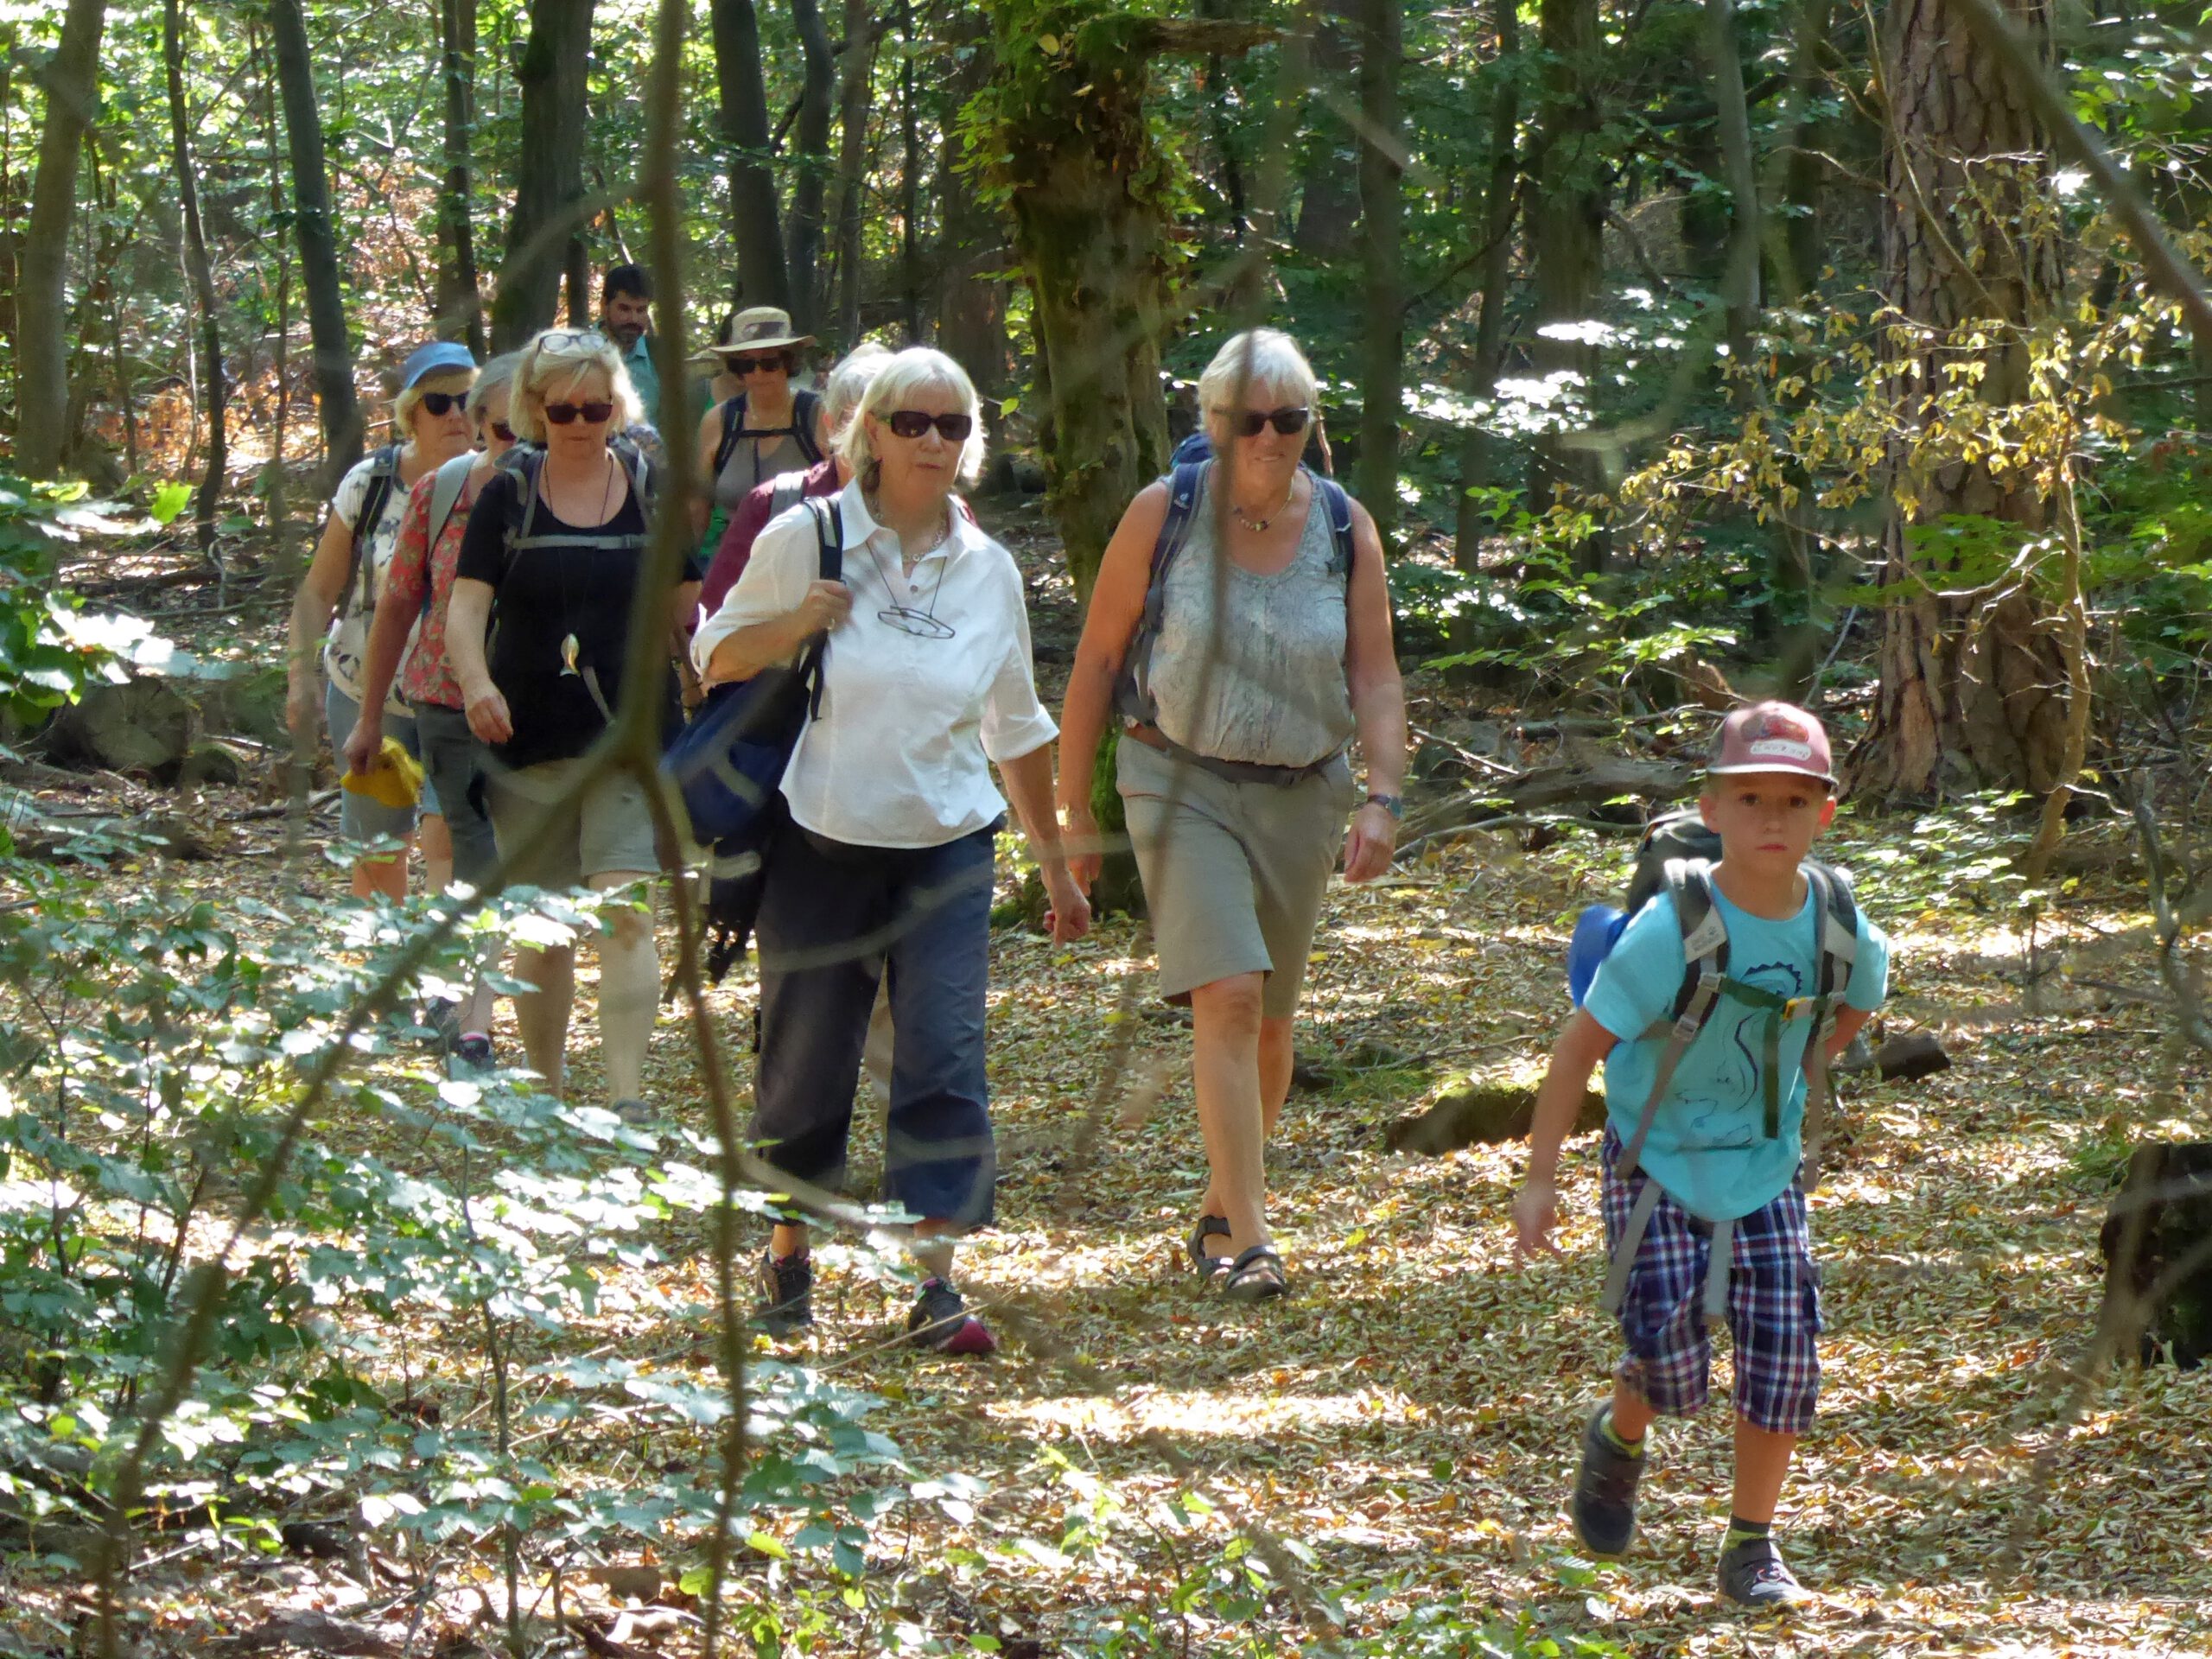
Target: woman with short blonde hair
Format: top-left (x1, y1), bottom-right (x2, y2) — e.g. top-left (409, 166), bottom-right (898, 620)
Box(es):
top-left (693, 346), bottom-right (1087, 1354)
top-left (1057, 326), bottom-right (1408, 1303)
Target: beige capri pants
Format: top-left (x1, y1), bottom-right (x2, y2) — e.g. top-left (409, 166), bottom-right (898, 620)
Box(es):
top-left (1116, 735), bottom-right (1358, 1019)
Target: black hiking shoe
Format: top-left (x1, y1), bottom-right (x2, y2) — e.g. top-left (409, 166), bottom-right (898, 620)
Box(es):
top-left (905, 1278), bottom-right (996, 1356)
top-left (1717, 1535), bottom-right (1812, 1609)
top-left (753, 1251), bottom-right (812, 1334)
top-left (1569, 1404), bottom-right (1645, 1559)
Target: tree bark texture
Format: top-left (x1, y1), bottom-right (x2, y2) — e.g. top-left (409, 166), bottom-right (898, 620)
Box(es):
top-left (1355, 0), bottom-right (1404, 536)
top-left (711, 0), bottom-right (791, 308)
top-left (785, 0), bottom-right (836, 334)
top-left (1861, 0), bottom-right (2069, 798)
top-left (267, 0), bottom-right (362, 483)
top-left (989, 27), bottom-right (1173, 596)
top-left (830, 0), bottom-right (880, 349)
top-left (14, 0), bottom-right (107, 479)
top-left (493, 0), bottom-right (597, 349)
top-left (1454, 0), bottom-right (1521, 569)
top-left (1529, 0), bottom-right (1607, 561)
top-left (936, 7), bottom-right (1007, 391)
top-left (435, 0), bottom-right (486, 353)
top-left (164, 0), bottom-right (227, 561)
top-left (1292, 8), bottom-right (1360, 260)
top-left (898, 0), bottom-right (921, 339)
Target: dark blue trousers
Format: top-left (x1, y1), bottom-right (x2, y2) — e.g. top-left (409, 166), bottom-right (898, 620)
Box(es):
top-left (751, 817), bottom-right (998, 1226)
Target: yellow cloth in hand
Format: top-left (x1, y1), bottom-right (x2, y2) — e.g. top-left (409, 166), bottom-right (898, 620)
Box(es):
top-left (341, 736), bottom-right (424, 810)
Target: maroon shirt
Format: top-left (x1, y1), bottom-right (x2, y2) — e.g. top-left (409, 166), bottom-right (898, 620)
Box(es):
top-left (699, 459), bottom-right (841, 620)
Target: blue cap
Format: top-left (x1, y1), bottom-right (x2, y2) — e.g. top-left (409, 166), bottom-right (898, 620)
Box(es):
top-left (399, 340), bottom-right (477, 390)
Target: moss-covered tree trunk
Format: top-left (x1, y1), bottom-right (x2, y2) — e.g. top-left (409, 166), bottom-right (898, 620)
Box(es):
top-left (1859, 0), bottom-right (2069, 798)
top-left (986, 16), bottom-right (1175, 600)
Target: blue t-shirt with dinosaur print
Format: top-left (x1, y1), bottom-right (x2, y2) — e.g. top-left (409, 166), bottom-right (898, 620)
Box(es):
top-left (1583, 880), bottom-right (1891, 1221)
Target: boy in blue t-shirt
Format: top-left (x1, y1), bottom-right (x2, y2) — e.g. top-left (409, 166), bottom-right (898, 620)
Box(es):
top-left (1513, 702), bottom-right (1891, 1608)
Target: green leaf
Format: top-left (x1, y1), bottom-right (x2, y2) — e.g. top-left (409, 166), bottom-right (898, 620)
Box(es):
top-left (148, 481), bottom-right (193, 525)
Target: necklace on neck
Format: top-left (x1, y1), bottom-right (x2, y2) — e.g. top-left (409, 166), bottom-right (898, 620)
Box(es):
top-left (1230, 470), bottom-right (1298, 533)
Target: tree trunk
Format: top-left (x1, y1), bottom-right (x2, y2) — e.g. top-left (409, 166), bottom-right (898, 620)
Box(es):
top-left (435, 0), bottom-right (486, 353)
top-left (164, 0), bottom-right (226, 565)
top-left (14, 0), bottom-right (107, 480)
top-left (935, 6), bottom-right (1006, 391)
top-left (1770, 0), bottom-right (1833, 301)
top-left (1292, 9), bottom-right (1360, 260)
top-left (785, 0), bottom-right (836, 335)
top-left (1454, 0), bottom-right (1521, 569)
top-left (1354, 0), bottom-right (1403, 534)
top-left (493, 0), bottom-right (597, 349)
top-left (1529, 0), bottom-right (1608, 566)
top-left (988, 22), bottom-right (1175, 596)
top-left (267, 0), bottom-right (363, 486)
top-left (830, 0), bottom-right (880, 349)
top-left (711, 0), bottom-right (790, 308)
top-left (1859, 0), bottom-right (2069, 798)
top-left (898, 0), bottom-right (920, 340)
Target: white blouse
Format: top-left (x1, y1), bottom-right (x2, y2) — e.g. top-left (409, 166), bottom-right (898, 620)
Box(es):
top-left (691, 479), bottom-right (1058, 849)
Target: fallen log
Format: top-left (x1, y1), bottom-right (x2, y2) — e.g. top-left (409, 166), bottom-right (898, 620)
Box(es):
top-left (1386, 1079), bottom-right (1606, 1155)
top-left (2101, 1141), bottom-right (2212, 1369)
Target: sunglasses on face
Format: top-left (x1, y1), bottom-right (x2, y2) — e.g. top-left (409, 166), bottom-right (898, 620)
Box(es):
top-left (1226, 405), bottom-right (1312, 438)
top-left (543, 400), bottom-right (615, 425)
top-left (724, 354), bottom-right (787, 376)
top-left (883, 410), bottom-right (975, 441)
top-left (416, 391), bottom-right (467, 417)
top-left (488, 419), bottom-right (516, 442)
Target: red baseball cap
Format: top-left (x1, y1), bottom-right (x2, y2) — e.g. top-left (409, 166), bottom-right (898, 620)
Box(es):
top-left (1707, 700), bottom-right (1836, 787)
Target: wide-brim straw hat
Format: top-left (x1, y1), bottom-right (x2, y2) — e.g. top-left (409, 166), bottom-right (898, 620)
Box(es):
top-left (690, 307), bottom-right (814, 365)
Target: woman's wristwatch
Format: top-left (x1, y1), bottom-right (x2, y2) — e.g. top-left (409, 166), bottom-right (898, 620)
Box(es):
top-left (1363, 791), bottom-right (1403, 820)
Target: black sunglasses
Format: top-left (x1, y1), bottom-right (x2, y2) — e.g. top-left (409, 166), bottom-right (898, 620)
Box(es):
top-left (489, 419), bottom-right (516, 442)
top-left (884, 410), bottom-right (975, 441)
top-left (723, 353), bottom-right (788, 376)
top-left (544, 400), bottom-right (615, 425)
top-left (416, 391), bottom-right (467, 417)
top-left (1227, 405), bottom-right (1311, 438)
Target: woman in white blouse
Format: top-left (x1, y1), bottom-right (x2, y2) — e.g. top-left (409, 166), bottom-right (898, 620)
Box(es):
top-left (694, 346), bottom-right (1088, 1355)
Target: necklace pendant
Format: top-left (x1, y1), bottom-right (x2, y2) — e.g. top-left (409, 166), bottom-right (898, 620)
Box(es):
top-left (559, 633), bottom-right (581, 677)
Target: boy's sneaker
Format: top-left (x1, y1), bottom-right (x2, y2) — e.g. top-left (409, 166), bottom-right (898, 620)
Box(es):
top-left (753, 1251), bottom-right (812, 1333)
top-left (905, 1278), bottom-right (996, 1356)
top-left (1717, 1535), bottom-right (1811, 1609)
top-left (1569, 1403), bottom-right (1645, 1559)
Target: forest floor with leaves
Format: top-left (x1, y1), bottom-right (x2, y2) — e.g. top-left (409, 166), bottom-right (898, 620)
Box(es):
top-left (4, 499), bottom-right (2210, 1656)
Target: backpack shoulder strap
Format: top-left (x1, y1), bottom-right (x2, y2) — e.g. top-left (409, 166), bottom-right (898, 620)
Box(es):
top-left (798, 496), bottom-right (845, 718)
top-left (791, 389), bottom-right (824, 464)
top-left (1310, 469), bottom-right (1356, 581)
top-left (1114, 460), bottom-right (1208, 725)
top-left (1617, 861), bottom-right (1730, 1181)
top-left (1797, 861), bottom-right (1861, 1190)
top-left (426, 452), bottom-right (475, 552)
top-left (768, 470), bottom-right (808, 523)
top-left (344, 444), bottom-right (404, 616)
top-left (713, 395), bottom-right (747, 478)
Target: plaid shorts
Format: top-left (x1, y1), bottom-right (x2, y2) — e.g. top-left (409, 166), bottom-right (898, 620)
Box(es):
top-left (1599, 1128), bottom-right (1823, 1434)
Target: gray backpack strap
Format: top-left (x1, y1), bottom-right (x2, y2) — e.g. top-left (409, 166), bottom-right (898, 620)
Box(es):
top-left (1602, 861), bottom-right (1729, 1319)
top-left (1703, 1216), bottom-right (1736, 1325)
top-left (767, 469), bottom-right (808, 524)
top-left (1798, 864), bottom-right (1859, 1191)
top-left (426, 452), bottom-right (476, 553)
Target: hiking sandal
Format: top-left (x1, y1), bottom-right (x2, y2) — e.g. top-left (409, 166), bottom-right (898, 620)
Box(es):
top-left (1221, 1243), bottom-right (1286, 1303)
top-left (1185, 1214), bottom-right (1232, 1280)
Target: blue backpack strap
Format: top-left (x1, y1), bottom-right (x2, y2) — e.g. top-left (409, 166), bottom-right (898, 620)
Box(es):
top-left (1113, 459), bottom-right (1208, 726)
top-left (713, 394), bottom-right (747, 478)
top-left (798, 496), bottom-right (844, 718)
top-left (342, 444), bottom-right (404, 620)
top-left (1311, 471), bottom-right (1355, 580)
top-left (791, 389), bottom-right (824, 465)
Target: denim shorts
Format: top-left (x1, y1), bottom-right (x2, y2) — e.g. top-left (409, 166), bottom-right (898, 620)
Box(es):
top-left (1600, 1128), bottom-right (1823, 1435)
top-left (325, 680), bottom-right (437, 847)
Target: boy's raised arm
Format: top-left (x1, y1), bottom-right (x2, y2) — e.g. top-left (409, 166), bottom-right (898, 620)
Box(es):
top-left (1512, 1007), bottom-right (1618, 1260)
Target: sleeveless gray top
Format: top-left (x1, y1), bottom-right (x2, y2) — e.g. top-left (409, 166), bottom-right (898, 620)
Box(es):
top-left (711, 402), bottom-right (810, 511)
top-left (1146, 467), bottom-right (1356, 767)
